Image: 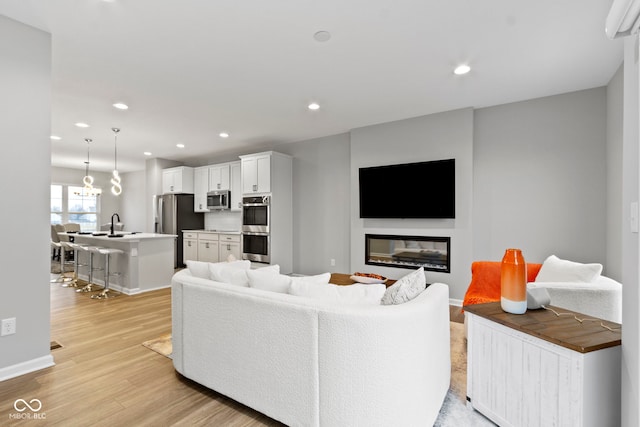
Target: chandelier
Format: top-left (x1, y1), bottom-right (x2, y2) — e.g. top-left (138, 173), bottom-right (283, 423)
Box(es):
top-left (75, 138), bottom-right (102, 197)
top-left (110, 127), bottom-right (122, 195)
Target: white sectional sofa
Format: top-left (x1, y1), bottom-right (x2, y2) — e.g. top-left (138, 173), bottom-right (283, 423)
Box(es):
top-left (171, 268), bottom-right (451, 427)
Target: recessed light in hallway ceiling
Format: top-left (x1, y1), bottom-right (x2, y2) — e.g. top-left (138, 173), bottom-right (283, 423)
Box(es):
top-left (308, 102), bottom-right (320, 111)
top-left (75, 122), bottom-right (90, 128)
top-left (454, 64), bottom-right (471, 75)
top-left (112, 102), bottom-right (129, 110)
top-left (50, 135), bottom-right (61, 140)
top-left (219, 132), bottom-right (229, 138)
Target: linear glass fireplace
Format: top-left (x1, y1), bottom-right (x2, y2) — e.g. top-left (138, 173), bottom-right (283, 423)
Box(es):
top-left (365, 234), bottom-right (450, 273)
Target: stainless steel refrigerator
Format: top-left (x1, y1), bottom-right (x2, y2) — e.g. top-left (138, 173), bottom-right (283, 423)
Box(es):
top-left (154, 194), bottom-right (204, 268)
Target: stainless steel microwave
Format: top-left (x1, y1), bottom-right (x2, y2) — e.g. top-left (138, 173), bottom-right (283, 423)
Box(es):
top-left (207, 190), bottom-right (230, 210)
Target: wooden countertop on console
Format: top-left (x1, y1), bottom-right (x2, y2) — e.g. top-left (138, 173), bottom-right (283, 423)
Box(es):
top-left (465, 302), bottom-right (621, 353)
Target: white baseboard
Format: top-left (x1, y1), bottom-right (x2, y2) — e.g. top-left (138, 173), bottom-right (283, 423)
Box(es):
top-left (0, 355), bottom-right (55, 382)
top-left (449, 298), bottom-right (463, 307)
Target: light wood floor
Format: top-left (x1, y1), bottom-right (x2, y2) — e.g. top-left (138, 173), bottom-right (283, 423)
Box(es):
top-left (2, 276), bottom-right (464, 426)
top-left (1, 278), bottom-right (284, 427)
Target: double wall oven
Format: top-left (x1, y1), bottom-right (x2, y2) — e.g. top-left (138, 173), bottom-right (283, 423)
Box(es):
top-left (242, 195), bottom-right (270, 263)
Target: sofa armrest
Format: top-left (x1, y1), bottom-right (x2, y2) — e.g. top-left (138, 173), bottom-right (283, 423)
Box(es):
top-left (317, 283), bottom-right (451, 427)
top-left (527, 277), bottom-right (622, 323)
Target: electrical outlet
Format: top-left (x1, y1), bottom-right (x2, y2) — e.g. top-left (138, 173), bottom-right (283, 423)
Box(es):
top-left (330, 259), bottom-right (336, 266)
top-left (1, 318), bottom-right (16, 336)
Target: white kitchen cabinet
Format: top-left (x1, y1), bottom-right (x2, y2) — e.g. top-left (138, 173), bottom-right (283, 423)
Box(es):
top-left (194, 166), bottom-right (209, 212)
top-left (183, 232), bottom-right (198, 263)
top-left (162, 166), bottom-right (194, 194)
top-left (208, 163), bottom-right (230, 191)
top-left (230, 161), bottom-right (242, 211)
top-left (239, 151), bottom-right (293, 273)
top-left (197, 233), bottom-right (219, 263)
top-left (218, 233), bottom-right (241, 261)
top-left (240, 153), bottom-right (271, 194)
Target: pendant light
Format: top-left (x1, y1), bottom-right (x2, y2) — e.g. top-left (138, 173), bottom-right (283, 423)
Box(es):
top-left (110, 127), bottom-right (122, 195)
top-left (77, 138), bottom-right (101, 197)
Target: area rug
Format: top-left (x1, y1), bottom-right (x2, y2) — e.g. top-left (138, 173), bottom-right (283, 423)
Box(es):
top-left (141, 333), bottom-right (172, 359)
top-left (434, 322), bottom-right (495, 426)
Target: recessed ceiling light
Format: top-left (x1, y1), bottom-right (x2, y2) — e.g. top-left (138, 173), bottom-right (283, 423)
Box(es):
top-left (454, 64), bottom-right (471, 75)
top-left (113, 102), bottom-right (129, 110)
top-left (75, 122), bottom-right (90, 128)
top-left (313, 31), bottom-right (331, 42)
top-left (219, 132), bottom-right (229, 138)
top-left (144, 151), bottom-right (152, 156)
top-left (176, 143), bottom-right (185, 148)
top-left (50, 135), bottom-right (61, 140)
top-left (308, 102), bottom-right (320, 111)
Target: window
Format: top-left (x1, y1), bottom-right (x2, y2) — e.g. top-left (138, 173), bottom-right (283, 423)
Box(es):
top-left (51, 184), bottom-right (101, 231)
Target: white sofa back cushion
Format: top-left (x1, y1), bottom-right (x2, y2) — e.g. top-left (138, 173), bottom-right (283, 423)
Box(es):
top-left (247, 269), bottom-right (292, 293)
top-left (187, 259), bottom-right (250, 279)
top-left (535, 255), bottom-right (603, 282)
top-left (289, 281), bottom-right (386, 305)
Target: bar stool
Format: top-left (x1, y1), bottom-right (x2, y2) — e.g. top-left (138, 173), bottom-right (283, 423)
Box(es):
top-left (51, 241), bottom-right (74, 285)
top-left (65, 242), bottom-right (88, 288)
top-left (91, 248), bottom-right (123, 299)
top-left (76, 245), bottom-right (104, 293)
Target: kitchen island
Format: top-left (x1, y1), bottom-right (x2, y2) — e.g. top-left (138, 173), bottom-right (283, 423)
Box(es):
top-left (66, 232), bottom-right (177, 295)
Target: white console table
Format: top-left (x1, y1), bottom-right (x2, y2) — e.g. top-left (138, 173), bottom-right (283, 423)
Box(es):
top-left (465, 303), bottom-right (621, 427)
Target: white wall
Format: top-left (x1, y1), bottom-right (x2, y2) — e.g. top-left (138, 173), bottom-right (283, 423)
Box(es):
top-left (350, 108), bottom-right (474, 300)
top-left (473, 88), bottom-right (607, 266)
top-left (621, 34), bottom-right (640, 427)
top-left (0, 16), bottom-right (52, 378)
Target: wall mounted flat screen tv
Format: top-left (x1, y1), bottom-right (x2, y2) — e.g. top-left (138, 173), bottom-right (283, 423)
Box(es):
top-left (359, 158), bottom-right (455, 219)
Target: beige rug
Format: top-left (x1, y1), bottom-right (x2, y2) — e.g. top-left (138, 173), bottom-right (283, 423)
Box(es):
top-left (142, 333), bottom-right (172, 358)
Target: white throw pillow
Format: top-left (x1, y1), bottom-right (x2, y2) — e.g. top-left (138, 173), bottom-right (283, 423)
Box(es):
top-left (535, 255), bottom-right (603, 283)
top-left (246, 270), bottom-right (292, 293)
top-left (381, 267), bottom-right (427, 305)
top-left (186, 260), bottom-right (211, 279)
top-left (289, 272), bottom-right (331, 287)
top-left (256, 264), bottom-right (280, 274)
top-left (289, 281), bottom-right (386, 305)
top-left (208, 260), bottom-right (251, 286)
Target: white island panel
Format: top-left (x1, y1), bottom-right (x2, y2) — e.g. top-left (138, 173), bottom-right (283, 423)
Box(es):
top-left (68, 233), bottom-right (176, 295)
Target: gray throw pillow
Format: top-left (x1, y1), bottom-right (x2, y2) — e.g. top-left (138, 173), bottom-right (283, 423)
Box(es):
top-left (381, 267), bottom-right (426, 305)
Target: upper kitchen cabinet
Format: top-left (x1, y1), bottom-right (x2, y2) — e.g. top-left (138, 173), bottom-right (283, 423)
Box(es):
top-left (193, 166), bottom-right (210, 212)
top-left (240, 151), bottom-right (291, 195)
top-left (230, 161), bottom-right (242, 211)
top-left (162, 166), bottom-right (194, 194)
top-left (209, 163), bottom-right (230, 191)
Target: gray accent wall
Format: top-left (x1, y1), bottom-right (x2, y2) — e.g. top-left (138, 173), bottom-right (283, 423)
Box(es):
top-left (350, 108), bottom-right (475, 299)
top-left (0, 16), bottom-right (52, 377)
top-left (607, 65), bottom-right (624, 282)
top-left (473, 88), bottom-right (607, 266)
top-left (274, 134), bottom-right (351, 275)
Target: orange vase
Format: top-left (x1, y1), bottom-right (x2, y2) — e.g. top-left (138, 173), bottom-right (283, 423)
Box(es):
top-left (500, 248), bottom-right (527, 314)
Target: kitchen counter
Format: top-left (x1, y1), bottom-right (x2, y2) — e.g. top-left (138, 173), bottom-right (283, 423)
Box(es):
top-left (62, 232), bottom-right (176, 295)
top-left (183, 229), bottom-right (241, 234)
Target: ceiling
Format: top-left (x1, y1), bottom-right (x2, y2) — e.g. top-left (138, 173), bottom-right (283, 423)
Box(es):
top-left (0, 0), bottom-right (623, 173)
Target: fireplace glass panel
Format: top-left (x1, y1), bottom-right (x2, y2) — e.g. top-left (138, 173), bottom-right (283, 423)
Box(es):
top-left (365, 234), bottom-right (450, 273)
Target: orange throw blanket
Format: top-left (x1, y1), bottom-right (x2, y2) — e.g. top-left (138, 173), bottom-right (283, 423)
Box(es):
top-left (462, 261), bottom-right (542, 307)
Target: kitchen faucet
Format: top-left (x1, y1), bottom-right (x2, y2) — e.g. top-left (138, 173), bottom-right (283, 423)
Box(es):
top-left (110, 213), bottom-right (120, 235)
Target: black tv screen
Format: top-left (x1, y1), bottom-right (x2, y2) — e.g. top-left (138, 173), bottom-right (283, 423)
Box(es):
top-left (359, 159), bottom-right (455, 219)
